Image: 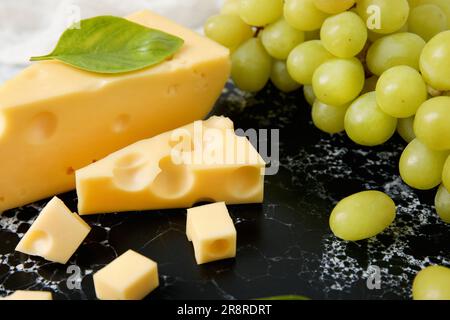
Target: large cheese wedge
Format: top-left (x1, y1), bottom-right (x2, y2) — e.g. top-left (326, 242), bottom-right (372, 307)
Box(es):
top-left (76, 116), bottom-right (265, 215)
top-left (0, 10), bottom-right (230, 213)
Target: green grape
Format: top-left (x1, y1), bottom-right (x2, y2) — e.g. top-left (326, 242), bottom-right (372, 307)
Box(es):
top-left (204, 14), bottom-right (253, 50)
top-left (408, 4), bottom-right (448, 41)
top-left (303, 85), bottom-right (316, 106)
top-left (313, 0), bottom-right (356, 14)
top-left (345, 92), bottom-right (398, 146)
top-left (435, 184), bottom-right (450, 223)
top-left (397, 117), bottom-right (416, 143)
top-left (367, 23), bottom-right (409, 42)
top-left (376, 66), bottom-right (427, 118)
top-left (361, 75), bottom-right (379, 94)
top-left (305, 29), bottom-right (321, 41)
top-left (414, 96), bottom-right (450, 151)
top-left (287, 40), bottom-right (334, 85)
top-left (320, 12), bottom-right (367, 58)
top-left (312, 100), bottom-right (349, 134)
top-left (443, 156), bottom-right (450, 191)
top-left (261, 19), bottom-right (305, 60)
top-left (420, 30), bottom-right (450, 91)
top-left (231, 38), bottom-right (272, 92)
top-left (329, 191), bottom-right (396, 241)
top-left (312, 57), bottom-right (365, 106)
top-left (413, 266), bottom-right (450, 300)
top-left (240, 0), bottom-right (284, 26)
top-left (410, 0), bottom-right (450, 28)
top-left (221, 0), bottom-right (240, 15)
top-left (357, 0), bottom-right (410, 34)
top-left (270, 60), bottom-right (301, 93)
top-left (399, 139), bottom-right (449, 190)
top-left (284, 0), bottom-right (330, 31)
top-left (367, 32), bottom-right (426, 76)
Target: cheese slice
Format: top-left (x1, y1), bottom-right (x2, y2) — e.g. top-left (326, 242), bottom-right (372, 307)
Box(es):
top-left (2, 291), bottom-right (53, 300)
top-left (0, 10), bottom-right (230, 213)
top-left (76, 116), bottom-right (266, 215)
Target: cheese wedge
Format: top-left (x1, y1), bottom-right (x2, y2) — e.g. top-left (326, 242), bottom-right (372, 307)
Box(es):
top-left (0, 10), bottom-right (230, 213)
top-left (76, 116), bottom-right (265, 215)
top-left (2, 291), bottom-right (53, 300)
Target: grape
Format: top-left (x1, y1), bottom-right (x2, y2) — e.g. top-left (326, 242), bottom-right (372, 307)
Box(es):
top-left (361, 75), bottom-right (379, 94)
top-left (204, 14), bottom-right (253, 50)
top-left (397, 117), bottom-right (416, 143)
top-left (367, 33), bottom-right (426, 76)
top-left (345, 92), bottom-right (398, 146)
top-left (408, 4), bottom-right (448, 41)
top-left (435, 184), bottom-right (450, 223)
top-left (410, 0), bottom-right (450, 28)
top-left (357, 0), bottom-right (410, 34)
top-left (271, 60), bottom-right (301, 93)
top-left (231, 38), bottom-right (273, 92)
top-left (414, 96), bottom-right (450, 151)
top-left (284, 0), bottom-right (330, 31)
top-left (320, 12), bottom-right (368, 58)
top-left (303, 85), bottom-right (316, 106)
top-left (221, 0), bottom-right (240, 15)
top-left (329, 191), bottom-right (396, 241)
top-left (420, 30), bottom-right (450, 91)
top-left (312, 100), bottom-right (349, 134)
top-left (376, 66), bottom-right (428, 118)
top-left (367, 23), bottom-right (409, 42)
top-left (399, 139), bottom-right (449, 190)
top-left (312, 57), bottom-right (365, 106)
top-left (413, 266), bottom-right (450, 300)
top-left (240, 0), bottom-right (284, 26)
top-left (313, 0), bottom-right (356, 14)
top-left (443, 156), bottom-right (450, 191)
top-left (287, 40), bottom-right (334, 85)
top-left (261, 19), bottom-right (305, 60)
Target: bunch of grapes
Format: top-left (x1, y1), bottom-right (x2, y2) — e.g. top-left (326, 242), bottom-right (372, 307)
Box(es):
top-left (205, 0), bottom-right (450, 225)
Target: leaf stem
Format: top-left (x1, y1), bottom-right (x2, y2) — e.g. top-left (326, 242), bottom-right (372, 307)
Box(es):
top-left (30, 55), bottom-right (54, 62)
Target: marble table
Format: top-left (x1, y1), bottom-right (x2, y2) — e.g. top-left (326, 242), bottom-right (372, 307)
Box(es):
top-left (0, 66), bottom-right (449, 300)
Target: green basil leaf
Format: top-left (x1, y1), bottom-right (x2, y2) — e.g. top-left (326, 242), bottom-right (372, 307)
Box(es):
top-left (255, 295), bottom-right (311, 300)
top-left (30, 16), bottom-right (184, 74)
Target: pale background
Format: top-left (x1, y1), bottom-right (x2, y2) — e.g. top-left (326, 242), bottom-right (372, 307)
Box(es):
top-left (0, 0), bottom-right (224, 81)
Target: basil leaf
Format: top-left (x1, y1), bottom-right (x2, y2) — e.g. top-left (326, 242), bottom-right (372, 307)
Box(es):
top-left (30, 16), bottom-right (184, 74)
top-left (256, 295), bottom-right (311, 300)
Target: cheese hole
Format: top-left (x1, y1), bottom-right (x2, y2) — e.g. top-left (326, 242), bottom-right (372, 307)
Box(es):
top-left (26, 112), bottom-right (57, 144)
top-left (227, 166), bottom-right (262, 199)
top-left (208, 239), bottom-right (230, 257)
top-left (115, 153), bottom-right (145, 169)
top-left (113, 164), bottom-right (153, 192)
top-left (21, 230), bottom-right (52, 256)
top-left (112, 114), bottom-right (131, 133)
top-left (66, 167), bottom-right (75, 175)
top-left (152, 156), bottom-right (194, 199)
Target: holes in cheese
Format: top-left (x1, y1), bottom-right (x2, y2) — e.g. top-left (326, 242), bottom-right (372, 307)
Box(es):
top-left (26, 112), bottom-right (58, 144)
top-left (15, 197), bottom-right (91, 264)
top-left (93, 250), bottom-right (159, 300)
top-left (75, 116), bottom-right (266, 215)
top-left (186, 202), bottom-right (236, 265)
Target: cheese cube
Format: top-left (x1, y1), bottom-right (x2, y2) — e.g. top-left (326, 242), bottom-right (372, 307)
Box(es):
top-left (15, 197), bottom-right (91, 264)
top-left (2, 291), bottom-right (53, 300)
top-left (0, 10), bottom-right (230, 213)
top-left (186, 202), bottom-right (236, 265)
top-left (76, 116), bottom-right (266, 215)
top-left (93, 250), bottom-right (159, 300)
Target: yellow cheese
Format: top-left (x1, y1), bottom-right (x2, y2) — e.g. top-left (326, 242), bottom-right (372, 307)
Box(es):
top-left (186, 202), bottom-right (237, 265)
top-left (15, 197), bottom-right (91, 264)
top-left (1, 291), bottom-right (53, 300)
top-left (76, 116), bottom-right (266, 215)
top-left (0, 10), bottom-right (230, 213)
top-left (93, 250), bottom-right (159, 300)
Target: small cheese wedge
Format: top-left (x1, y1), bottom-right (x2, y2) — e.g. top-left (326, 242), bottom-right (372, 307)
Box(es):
top-left (16, 197), bottom-right (91, 264)
top-left (0, 10), bottom-right (230, 213)
top-left (187, 202), bottom-right (237, 265)
top-left (1, 291), bottom-right (53, 300)
top-left (76, 116), bottom-right (266, 215)
top-left (93, 250), bottom-right (159, 300)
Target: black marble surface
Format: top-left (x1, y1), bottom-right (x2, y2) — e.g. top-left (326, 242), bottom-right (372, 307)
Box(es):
top-left (0, 82), bottom-right (449, 300)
